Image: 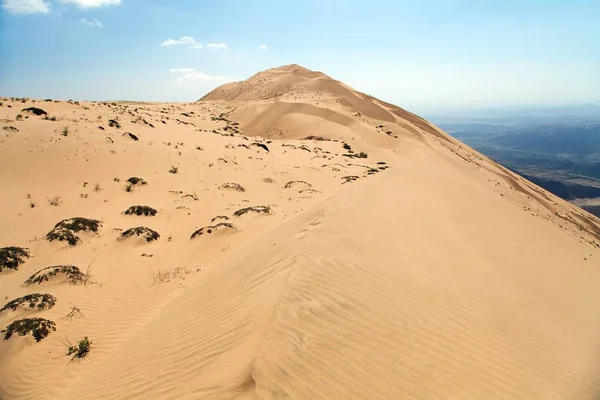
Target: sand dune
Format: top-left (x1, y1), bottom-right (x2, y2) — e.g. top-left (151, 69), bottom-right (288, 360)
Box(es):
top-left (1, 65), bottom-right (599, 399)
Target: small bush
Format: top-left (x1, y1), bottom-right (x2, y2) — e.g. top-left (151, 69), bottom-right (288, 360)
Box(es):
top-left (123, 132), bottom-right (138, 141)
top-left (342, 176), bottom-right (360, 184)
top-left (24, 265), bottom-right (87, 286)
top-left (123, 205), bottom-right (157, 216)
top-left (125, 183), bottom-right (133, 192)
top-left (46, 217), bottom-right (102, 246)
top-left (47, 196), bottom-right (62, 206)
top-left (93, 183), bottom-right (102, 193)
top-left (108, 119), bottom-right (121, 128)
top-left (220, 182), bottom-right (245, 192)
top-left (211, 215), bottom-right (230, 223)
top-left (1, 293), bottom-right (57, 313)
top-left (61, 127), bottom-right (68, 136)
top-left (233, 206), bottom-right (273, 217)
top-left (0, 247), bottom-right (30, 271)
top-left (251, 142), bottom-right (270, 152)
top-left (16, 114), bottom-right (23, 121)
top-left (191, 222), bottom-right (236, 239)
top-left (169, 165), bottom-right (179, 174)
top-left (67, 337), bottom-right (91, 359)
top-left (2, 318), bottom-right (56, 342)
top-left (284, 180), bottom-right (312, 189)
top-left (119, 227), bottom-right (160, 242)
top-left (21, 107), bottom-right (47, 116)
top-left (127, 177), bottom-right (147, 186)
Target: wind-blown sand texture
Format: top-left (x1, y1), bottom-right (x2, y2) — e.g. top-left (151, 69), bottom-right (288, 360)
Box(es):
top-left (1, 65), bottom-right (600, 399)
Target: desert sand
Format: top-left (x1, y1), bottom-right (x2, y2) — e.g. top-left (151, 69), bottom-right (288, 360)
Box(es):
top-left (1, 64), bottom-right (599, 399)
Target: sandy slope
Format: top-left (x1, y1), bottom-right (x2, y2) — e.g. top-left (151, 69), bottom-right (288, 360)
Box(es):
top-left (1, 65), bottom-right (599, 399)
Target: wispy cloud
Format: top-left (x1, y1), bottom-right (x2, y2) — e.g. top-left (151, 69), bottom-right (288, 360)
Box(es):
top-left (161, 36), bottom-right (196, 47)
top-left (259, 44), bottom-right (268, 50)
top-left (80, 17), bottom-right (102, 27)
top-left (2, 0), bottom-right (51, 14)
top-left (188, 44), bottom-right (203, 50)
top-left (59, 0), bottom-right (121, 7)
top-left (169, 68), bottom-right (231, 85)
top-left (206, 43), bottom-right (228, 51)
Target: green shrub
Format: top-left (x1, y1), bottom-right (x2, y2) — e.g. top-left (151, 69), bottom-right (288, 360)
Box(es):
top-left (0, 247), bottom-right (30, 271)
top-left (123, 205), bottom-right (157, 216)
top-left (2, 318), bottom-right (56, 342)
top-left (67, 337), bottom-right (91, 359)
top-left (24, 265), bottom-right (87, 286)
top-left (46, 217), bottom-right (101, 246)
top-left (119, 227), bottom-right (160, 242)
top-left (1, 293), bottom-right (57, 313)
top-left (233, 206), bottom-right (273, 217)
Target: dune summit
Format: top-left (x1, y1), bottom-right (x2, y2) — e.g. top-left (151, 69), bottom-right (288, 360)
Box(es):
top-left (1, 65), bottom-right (600, 399)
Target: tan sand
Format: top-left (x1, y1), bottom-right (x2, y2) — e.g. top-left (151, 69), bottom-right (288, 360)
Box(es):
top-left (1, 65), bottom-right (599, 399)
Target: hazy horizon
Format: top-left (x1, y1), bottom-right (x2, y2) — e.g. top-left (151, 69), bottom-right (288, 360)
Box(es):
top-left (1, 0), bottom-right (599, 112)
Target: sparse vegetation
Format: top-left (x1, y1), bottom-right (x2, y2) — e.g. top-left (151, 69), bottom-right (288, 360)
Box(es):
top-left (93, 183), bottom-right (102, 193)
top-left (16, 114), bottom-right (23, 121)
top-left (152, 267), bottom-right (191, 284)
top-left (0, 247), bottom-right (30, 271)
top-left (181, 193), bottom-right (198, 201)
top-left (251, 142), bottom-right (270, 152)
top-left (211, 215), bottom-right (229, 222)
top-left (67, 337), bottom-right (91, 359)
top-left (61, 127), bottom-right (69, 136)
top-left (220, 182), bottom-right (245, 192)
top-left (284, 180), bottom-right (312, 189)
top-left (1, 293), bottom-right (57, 313)
top-left (46, 217), bottom-right (102, 246)
top-left (65, 305), bottom-right (85, 322)
top-left (2, 318), bottom-right (56, 342)
top-left (24, 265), bottom-right (87, 286)
top-left (47, 196), bottom-right (62, 206)
top-left (123, 132), bottom-right (138, 141)
top-left (262, 177), bottom-right (275, 183)
top-left (21, 107), bottom-right (47, 116)
top-left (123, 205), bottom-right (157, 216)
top-left (342, 176), bottom-right (360, 184)
top-left (127, 177), bottom-right (147, 186)
top-left (119, 227), bottom-right (160, 242)
top-left (233, 205), bottom-right (273, 217)
top-left (108, 119), bottom-right (121, 128)
top-left (191, 222), bottom-right (236, 238)
top-left (125, 183), bottom-right (133, 192)
top-left (169, 165), bottom-right (179, 174)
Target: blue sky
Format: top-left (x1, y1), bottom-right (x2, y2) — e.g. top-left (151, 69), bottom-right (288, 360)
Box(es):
top-left (0, 0), bottom-right (599, 112)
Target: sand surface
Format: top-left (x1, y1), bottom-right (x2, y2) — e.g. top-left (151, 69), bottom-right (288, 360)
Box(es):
top-left (1, 65), bottom-right (600, 399)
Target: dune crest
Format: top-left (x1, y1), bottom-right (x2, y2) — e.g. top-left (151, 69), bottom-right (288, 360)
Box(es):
top-left (1, 65), bottom-right (599, 399)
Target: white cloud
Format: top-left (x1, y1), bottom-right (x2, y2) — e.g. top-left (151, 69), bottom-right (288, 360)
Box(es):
top-left (206, 43), bottom-right (227, 51)
top-left (169, 68), bottom-right (195, 74)
top-left (60, 0), bottom-right (120, 7)
top-left (169, 68), bottom-right (231, 85)
top-left (2, 0), bottom-right (51, 14)
top-left (259, 44), bottom-right (268, 50)
top-left (80, 17), bottom-right (102, 27)
top-left (161, 36), bottom-right (196, 47)
top-left (188, 44), bottom-right (203, 50)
